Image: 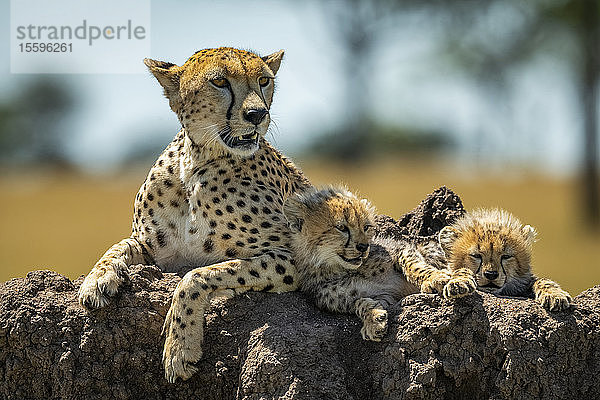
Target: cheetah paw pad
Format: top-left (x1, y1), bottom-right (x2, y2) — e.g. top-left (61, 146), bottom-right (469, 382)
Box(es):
top-left (537, 289), bottom-right (572, 311)
top-left (442, 276), bottom-right (477, 299)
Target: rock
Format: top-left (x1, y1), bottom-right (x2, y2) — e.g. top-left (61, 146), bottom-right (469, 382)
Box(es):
top-left (374, 186), bottom-right (465, 241)
top-left (1, 187), bottom-right (598, 400)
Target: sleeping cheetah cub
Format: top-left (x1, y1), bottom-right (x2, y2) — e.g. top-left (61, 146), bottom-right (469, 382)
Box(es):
top-left (283, 187), bottom-right (475, 341)
top-left (438, 208), bottom-right (572, 311)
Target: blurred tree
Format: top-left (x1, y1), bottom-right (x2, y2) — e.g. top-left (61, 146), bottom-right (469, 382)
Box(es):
top-left (320, 0), bottom-right (367, 159)
top-left (318, 0), bottom-right (401, 160)
top-left (433, 0), bottom-right (600, 228)
top-left (577, 0), bottom-right (600, 229)
top-left (307, 121), bottom-right (453, 158)
top-left (319, 0), bottom-right (599, 228)
top-left (0, 77), bottom-right (75, 168)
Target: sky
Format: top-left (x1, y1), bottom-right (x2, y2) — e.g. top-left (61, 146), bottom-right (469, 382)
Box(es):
top-left (0, 0), bottom-right (590, 175)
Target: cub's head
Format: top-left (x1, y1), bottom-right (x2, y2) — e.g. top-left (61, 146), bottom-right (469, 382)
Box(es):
top-left (438, 209), bottom-right (536, 292)
top-left (144, 47), bottom-right (284, 156)
top-left (283, 187), bottom-right (375, 270)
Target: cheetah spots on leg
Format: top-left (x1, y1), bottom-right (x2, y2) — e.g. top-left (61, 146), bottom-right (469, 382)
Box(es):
top-left (162, 284), bottom-right (208, 383)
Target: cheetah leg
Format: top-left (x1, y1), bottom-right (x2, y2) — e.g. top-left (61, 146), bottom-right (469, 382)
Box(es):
top-left (355, 298), bottom-right (388, 342)
top-left (397, 246), bottom-right (453, 296)
top-left (533, 277), bottom-right (572, 311)
top-left (162, 253), bottom-right (298, 383)
top-left (78, 236), bottom-right (149, 309)
top-left (442, 268), bottom-right (477, 299)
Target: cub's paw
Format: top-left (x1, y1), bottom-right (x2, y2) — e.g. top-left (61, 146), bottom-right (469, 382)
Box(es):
top-left (443, 270), bottom-right (476, 299)
top-left (361, 308), bottom-right (388, 342)
top-left (420, 270), bottom-right (452, 295)
top-left (536, 288), bottom-right (572, 311)
top-left (78, 261), bottom-right (126, 309)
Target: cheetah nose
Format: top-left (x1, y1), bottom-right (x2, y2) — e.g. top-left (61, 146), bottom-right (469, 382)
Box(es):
top-left (483, 270), bottom-right (499, 281)
top-left (356, 243), bottom-right (369, 253)
top-left (243, 108), bottom-right (268, 125)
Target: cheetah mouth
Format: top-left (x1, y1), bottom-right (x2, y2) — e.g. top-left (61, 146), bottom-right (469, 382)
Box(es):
top-left (339, 254), bottom-right (363, 266)
top-left (219, 129), bottom-right (259, 149)
top-left (480, 282), bottom-right (502, 289)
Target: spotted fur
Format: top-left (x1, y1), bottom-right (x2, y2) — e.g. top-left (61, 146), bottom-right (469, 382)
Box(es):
top-left (284, 187), bottom-right (470, 342)
top-left (439, 208), bottom-right (572, 311)
top-left (77, 47), bottom-right (312, 382)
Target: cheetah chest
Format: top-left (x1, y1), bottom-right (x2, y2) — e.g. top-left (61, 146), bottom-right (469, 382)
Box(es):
top-left (155, 155), bottom-right (291, 270)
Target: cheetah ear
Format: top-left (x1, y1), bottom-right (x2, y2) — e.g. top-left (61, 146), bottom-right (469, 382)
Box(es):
top-left (438, 226), bottom-right (458, 255)
top-left (144, 58), bottom-right (182, 106)
top-left (283, 195), bottom-right (306, 232)
top-left (262, 50), bottom-right (284, 75)
top-left (521, 224), bottom-right (537, 245)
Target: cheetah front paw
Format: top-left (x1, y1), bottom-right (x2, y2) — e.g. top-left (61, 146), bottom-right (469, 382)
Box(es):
top-left (443, 273), bottom-right (477, 299)
top-left (536, 288), bottom-right (572, 311)
top-left (361, 308), bottom-right (388, 342)
top-left (420, 270), bottom-right (452, 295)
top-left (78, 261), bottom-right (126, 309)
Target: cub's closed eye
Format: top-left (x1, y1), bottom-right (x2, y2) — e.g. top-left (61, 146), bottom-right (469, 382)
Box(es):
top-left (211, 78), bottom-right (229, 88)
top-left (501, 255), bottom-right (513, 261)
top-left (258, 77), bottom-right (270, 87)
top-left (470, 253), bottom-right (482, 259)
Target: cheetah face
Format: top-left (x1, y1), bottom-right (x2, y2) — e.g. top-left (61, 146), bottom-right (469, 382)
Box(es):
top-left (284, 187), bottom-right (375, 270)
top-left (439, 209), bottom-right (536, 293)
top-left (144, 47), bottom-right (284, 157)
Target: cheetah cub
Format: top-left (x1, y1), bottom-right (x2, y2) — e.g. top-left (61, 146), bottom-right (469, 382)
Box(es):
top-left (438, 208), bottom-right (572, 311)
top-left (283, 187), bottom-right (475, 342)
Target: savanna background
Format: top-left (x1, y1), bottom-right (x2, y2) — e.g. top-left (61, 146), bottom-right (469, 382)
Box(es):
top-left (1, 0), bottom-right (599, 296)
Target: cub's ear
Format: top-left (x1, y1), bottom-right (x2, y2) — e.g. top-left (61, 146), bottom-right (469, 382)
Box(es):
top-left (521, 224), bottom-right (537, 245)
top-left (262, 50), bottom-right (284, 75)
top-left (143, 58), bottom-right (182, 107)
top-left (438, 226), bottom-right (458, 254)
top-left (283, 195), bottom-right (306, 232)
top-left (360, 198), bottom-right (376, 216)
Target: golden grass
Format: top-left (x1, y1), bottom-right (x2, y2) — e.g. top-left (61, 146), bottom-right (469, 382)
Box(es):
top-left (1, 158), bottom-right (598, 296)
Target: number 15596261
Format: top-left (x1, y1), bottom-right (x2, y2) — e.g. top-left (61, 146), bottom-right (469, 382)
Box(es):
top-left (19, 43), bottom-right (72, 52)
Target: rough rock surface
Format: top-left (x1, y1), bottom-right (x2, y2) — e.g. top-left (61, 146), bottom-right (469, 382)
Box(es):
top-left (1, 187), bottom-right (598, 400)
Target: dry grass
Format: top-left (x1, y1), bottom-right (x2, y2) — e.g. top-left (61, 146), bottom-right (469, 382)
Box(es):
top-left (1, 157), bottom-right (598, 296)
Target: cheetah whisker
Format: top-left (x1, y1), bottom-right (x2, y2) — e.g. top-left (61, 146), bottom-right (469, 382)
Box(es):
top-left (267, 116), bottom-right (281, 146)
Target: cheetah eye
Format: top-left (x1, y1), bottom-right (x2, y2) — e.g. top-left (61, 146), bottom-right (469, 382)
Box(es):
top-left (501, 255), bottom-right (513, 261)
top-left (335, 224), bottom-right (349, 233)
top-left (470, 253), bottom-right (482, 260)
top-left (211, 78), bottom-right (229, 88)
top-left (258, 77), bottom-right (270, 87)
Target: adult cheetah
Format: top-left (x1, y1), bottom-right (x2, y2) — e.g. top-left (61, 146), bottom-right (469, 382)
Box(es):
top-left (77, 48), bottom-right (311, 381)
